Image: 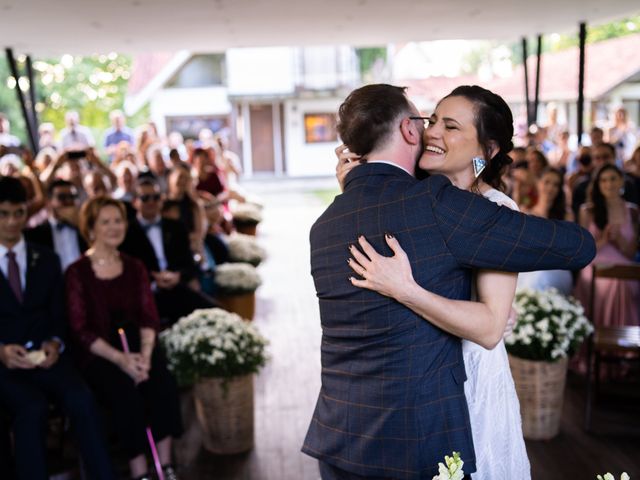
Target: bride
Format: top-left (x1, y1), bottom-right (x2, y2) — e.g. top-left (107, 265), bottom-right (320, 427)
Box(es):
top-left (337, 85), bottom-right (531, 480)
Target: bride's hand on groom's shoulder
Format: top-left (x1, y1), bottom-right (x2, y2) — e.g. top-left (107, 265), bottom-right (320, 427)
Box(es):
top-left (335, 143), bottom-right (365, 191)
top-left (347, 233), bottom-right (415, 301)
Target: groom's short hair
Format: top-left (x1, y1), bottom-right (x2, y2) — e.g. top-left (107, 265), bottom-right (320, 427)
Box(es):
top-left (337, 84), bottom-right (411, 157)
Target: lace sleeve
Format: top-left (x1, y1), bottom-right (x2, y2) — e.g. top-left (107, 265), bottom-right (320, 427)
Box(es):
top-left (65, 261), bottom-right (98, 351)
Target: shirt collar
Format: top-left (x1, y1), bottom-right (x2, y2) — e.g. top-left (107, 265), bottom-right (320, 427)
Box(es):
top-left (137, 213), bottom-right (162, 226)
top-left (0, 237), bottom-right (26, 258)
top-left (368, 160), bottom-right (414, 177)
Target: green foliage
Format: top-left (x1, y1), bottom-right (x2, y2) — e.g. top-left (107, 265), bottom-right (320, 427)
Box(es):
top-left (1, 53), bottom-right (149, 150)
top-left (0, 59), bottom-right (28, 145)
top-left (356, 47), bottom-right (387, 76)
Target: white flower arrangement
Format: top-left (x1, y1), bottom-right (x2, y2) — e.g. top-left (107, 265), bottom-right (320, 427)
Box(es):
top-left (214, 262), bottom-right (262, 295)
top-left (226, 233), bottom-right (267, 267)
top-left (505, 288), bottom-right (593, 362)
top-left (232, 202), bottom-right (263, 224)
top-left (432, 452), bottom-right (464, 480)
top-left (160, 308), bottom-right (269, 387)
top-left (597, 473), bottom-right (630, 480)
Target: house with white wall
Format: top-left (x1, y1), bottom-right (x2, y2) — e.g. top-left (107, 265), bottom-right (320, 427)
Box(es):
top-left (125, 46), bottom-right (360, 177)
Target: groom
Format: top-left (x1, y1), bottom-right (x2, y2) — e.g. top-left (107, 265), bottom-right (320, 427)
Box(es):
top-left (303, 84), bottom-right (596, 479)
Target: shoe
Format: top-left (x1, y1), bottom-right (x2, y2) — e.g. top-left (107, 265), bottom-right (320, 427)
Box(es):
top-left (162, 464), bottom-right (179, 480)
top-left (132, 474), bottom-right (152, 480)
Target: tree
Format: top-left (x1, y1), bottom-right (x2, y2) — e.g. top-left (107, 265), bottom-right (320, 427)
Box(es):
top-left (1, 53), bottom-right (149, 150)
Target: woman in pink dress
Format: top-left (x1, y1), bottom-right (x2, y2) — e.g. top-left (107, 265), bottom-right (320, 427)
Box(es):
top-left (575, 164), bottom-right (640, 326)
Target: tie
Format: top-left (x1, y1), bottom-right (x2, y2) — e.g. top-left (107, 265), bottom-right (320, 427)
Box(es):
top-left (6, 251), bottom-right (23, 303)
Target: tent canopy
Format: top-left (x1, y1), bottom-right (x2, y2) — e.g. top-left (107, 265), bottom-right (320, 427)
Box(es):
top-left (2, 0), bottom-right (639, 55)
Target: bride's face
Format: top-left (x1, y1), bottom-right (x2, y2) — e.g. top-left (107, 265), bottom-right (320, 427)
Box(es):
top-left (418, 96), bottom-right (484, 179)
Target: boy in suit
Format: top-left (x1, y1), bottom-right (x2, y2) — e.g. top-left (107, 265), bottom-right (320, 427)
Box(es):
top-left (0, 176), bottom-right (113, 480)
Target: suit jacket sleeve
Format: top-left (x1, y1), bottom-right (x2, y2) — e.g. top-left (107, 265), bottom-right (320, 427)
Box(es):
top-left (47, 252), bottom-right (67, 341)
top-left (131, 258), bottom-right (161, 331)
top-left (167, 221), bottom-right (198, 282)
top-left (430, 177), bottom-right (596, 272)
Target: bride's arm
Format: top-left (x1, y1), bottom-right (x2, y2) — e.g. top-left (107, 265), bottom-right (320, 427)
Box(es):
top-left (349, 235), bottom-right (514, 349)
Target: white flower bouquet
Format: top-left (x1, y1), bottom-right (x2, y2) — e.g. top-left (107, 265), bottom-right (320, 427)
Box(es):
top-left (226, 233), bottom-right (267, 267)
top-left (505, 288), bottom-right (593, 362)
top-left (160, 308), bottom-right (269, 387)
top-left (232, 202), bottom-right (263, 225)
top-left (214, 262), bottom-right (262, 295)
top-left (432, 452), bottom-right (464, 480)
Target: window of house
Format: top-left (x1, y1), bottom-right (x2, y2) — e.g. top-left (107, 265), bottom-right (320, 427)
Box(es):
top-left (304, 113), bottom-right (337, 143)
top-left (166, 54), bottom-right (226, 88)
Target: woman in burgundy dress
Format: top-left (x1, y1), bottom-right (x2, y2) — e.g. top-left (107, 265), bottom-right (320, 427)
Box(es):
top-left (65, 197), bottom-right (182, 480)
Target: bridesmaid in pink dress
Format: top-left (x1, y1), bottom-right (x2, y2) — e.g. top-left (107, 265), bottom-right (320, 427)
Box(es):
top-left (575, 164), bottom-right (640, 326)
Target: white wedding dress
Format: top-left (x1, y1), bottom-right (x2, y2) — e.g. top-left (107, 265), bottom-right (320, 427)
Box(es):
top-left (462, 188), bottom-right (531, 480)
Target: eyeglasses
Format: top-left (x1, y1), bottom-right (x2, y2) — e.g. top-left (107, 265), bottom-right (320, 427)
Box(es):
top-left (54, 193), bottom-right (78, 202)
top-left (409, 116), bottom-right (430, 127)
top-left (139, 194), bottom-right (161, 203)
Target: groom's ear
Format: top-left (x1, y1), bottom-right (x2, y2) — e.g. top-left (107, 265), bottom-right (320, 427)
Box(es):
top-left (399, 117), bottom-right (421, 146)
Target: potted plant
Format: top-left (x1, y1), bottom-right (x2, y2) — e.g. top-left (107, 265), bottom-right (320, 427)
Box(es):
top-left (231, 202), bottom-right (263, 236)
top-left (505, 288), bottom-right (593, 440)
top-left (214, 262), bottom-right (262, 320)
top-left (160, 308), bottom-right (269, 454)
top-left (226, 233), bottom-right (267, 267)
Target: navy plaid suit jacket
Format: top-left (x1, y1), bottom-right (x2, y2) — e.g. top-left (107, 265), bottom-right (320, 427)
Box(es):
top-left (303, 163), bottom-right (595, 479)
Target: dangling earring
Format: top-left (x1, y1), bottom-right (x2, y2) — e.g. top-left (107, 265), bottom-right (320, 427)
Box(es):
top-left (472, 157), bottom-right (486, 178)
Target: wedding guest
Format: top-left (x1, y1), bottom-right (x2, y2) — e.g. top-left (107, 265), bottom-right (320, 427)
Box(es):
top-left (66, 196), bottom-right (182, 480)
top-left (0, 113), bottom-right (20, 147)
top-left (167, 164), bottom-right (204, 253)
top-left (607, 106), bottom-right (638, 166)
top-left (37, 123), bottom-right (57, 151)
top-left (571, 143), bottom-right (638, 219)
top-left (525, 147), bottom-right (548, 178)
top-left (104, 110), bottom-right (134, 158)
top-left (113, 161), bottom-right (138, 203)
top-left (590, 126), bottom-right (604, 148)
top-left (24, 179), bottom-right (87, 271)
top-left (548, 130), bottom-right (574, 173)
top-left (197, 191), bottom-right (230, 296)
top-left (119, 178), bottom-right (215, 326)
top-left (0, 177), bottom-right (114, 480)
top-left (193, 147), bottom-right (225, 197)
top-left (84, 171), bottom-right (111, 199)
top-left (59, 111), bottom-right (95, 151)
top-left (574, 164), bottom-right (640, 326)
top-left (519, 168), bottom-right (574, 294)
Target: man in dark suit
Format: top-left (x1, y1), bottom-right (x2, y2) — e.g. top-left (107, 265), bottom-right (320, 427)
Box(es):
top-left (0, 176), bottom-right (114, 480)
top-left (119, 177), bottom-right (216, 326)
top-left (303, 84), bottom-right (596, 479)
top-left (24, 179), bottom-right (87, 271)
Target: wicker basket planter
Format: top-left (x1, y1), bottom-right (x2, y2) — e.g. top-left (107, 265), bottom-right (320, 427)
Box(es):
top-left (216, 291), bottom-right (256, 321)
top-left (233, 220), bottom-right (258, 236)
top-left (194, 374), bottom-right (254, 454)
top-left (508, 354), bottom-right (568, 440)
top-left (173, 389), bottom-right (203, 466)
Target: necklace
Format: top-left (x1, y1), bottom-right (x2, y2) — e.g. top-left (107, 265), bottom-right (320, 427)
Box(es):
top-left (90, 252), bottom-right (120, 266)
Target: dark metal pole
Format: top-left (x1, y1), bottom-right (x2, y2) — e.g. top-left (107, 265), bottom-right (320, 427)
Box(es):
top-left (4, 48), bottom-right (37, 153)
top-left (534, 34), bottom-right (542, 126)
top-left (577, 23), bottom-right (587, 147)
top-left (522, 37), bottom-right (531, 127)
top-left (25, 55), bottom-right (39, 151)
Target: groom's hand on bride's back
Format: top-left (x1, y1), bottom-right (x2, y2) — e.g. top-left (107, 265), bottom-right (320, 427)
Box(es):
top-left (335, 143), bottom-right (366, 191)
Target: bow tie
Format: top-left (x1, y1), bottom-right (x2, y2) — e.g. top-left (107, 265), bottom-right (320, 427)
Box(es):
top-left (55, 221), bottom-right (74, 231)
top-left (141, 221), bottom-right (161, 232)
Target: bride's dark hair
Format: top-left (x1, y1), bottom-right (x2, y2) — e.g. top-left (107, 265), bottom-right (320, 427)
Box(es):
top-left (444, 85), bottom-right (514, 192)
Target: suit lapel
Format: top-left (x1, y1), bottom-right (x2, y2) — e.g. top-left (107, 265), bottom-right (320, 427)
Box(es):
top-left (161, 221), bottom-right (172, 267)
top-left (23, 245), bottom-right (41, 305)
